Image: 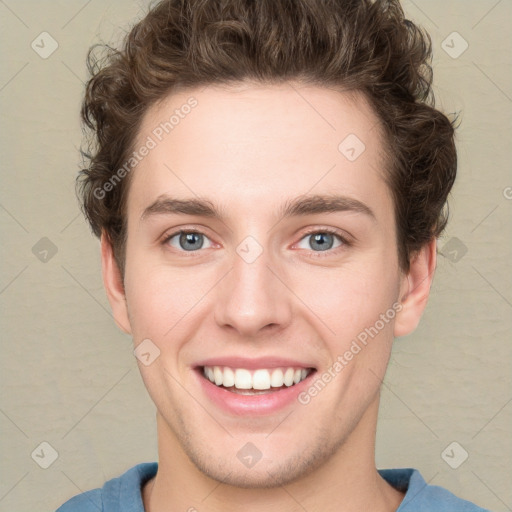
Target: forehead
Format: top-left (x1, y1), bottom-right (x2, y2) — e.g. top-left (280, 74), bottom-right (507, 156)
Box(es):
top-left (128, 82), bottom-right (391, 221)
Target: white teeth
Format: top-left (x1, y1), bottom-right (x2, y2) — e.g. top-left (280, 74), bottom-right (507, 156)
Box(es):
top-left (223, 367), bottom-right (235, 387)
top-left (253, 369), bottom-right (271, 390)
top-left (203, 365), bottom-right (311, 391)
top-left (213, 366), bottom-right (223, 386)
top-left (270, 368), bottom-right (284, 387)
top-left (234, 369), bottom-right (252, 389)
top-left (283, 368), bottom-right (295, 387)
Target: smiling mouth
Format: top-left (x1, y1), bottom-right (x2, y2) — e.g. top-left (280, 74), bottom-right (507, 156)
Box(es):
top-left (200, 365), bottom-right (316, 395)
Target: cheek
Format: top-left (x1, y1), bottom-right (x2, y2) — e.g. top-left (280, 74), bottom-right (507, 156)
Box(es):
top-left (292, 260), bottom-right (400, 340)
top-left (123, 255), bottom-right (217, 344)
top-left (303, 264), bottom-right (400, 413)
top-left (124, 262), bottom-right (177, 338)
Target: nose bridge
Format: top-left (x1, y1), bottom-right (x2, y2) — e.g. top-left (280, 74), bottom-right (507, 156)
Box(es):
top-left (213, 236), bottom-right (291, 336)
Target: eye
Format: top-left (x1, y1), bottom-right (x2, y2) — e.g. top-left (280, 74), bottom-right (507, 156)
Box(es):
top-left (163, 230), bottom-right (213, 252)
top-left (296, 229), bottom-right (346, 253)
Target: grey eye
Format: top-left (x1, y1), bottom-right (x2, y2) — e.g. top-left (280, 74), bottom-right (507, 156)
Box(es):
top-left (296, 232), bottom-right (343, 252)
top-left (167, 231), bottom-right (212, 251)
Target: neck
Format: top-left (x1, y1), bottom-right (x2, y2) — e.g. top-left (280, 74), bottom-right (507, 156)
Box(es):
top-left (143, 396), bottom-right (404, 512)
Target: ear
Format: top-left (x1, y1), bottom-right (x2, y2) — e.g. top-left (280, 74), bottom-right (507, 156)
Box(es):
top-left (394, 238), bottom-right (437, 337)
top-left (100, 231), bottom-right (132, 335)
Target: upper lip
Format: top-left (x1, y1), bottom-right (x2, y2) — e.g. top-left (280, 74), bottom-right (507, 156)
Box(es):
top-left (194, 356), bottom-right (316, 370)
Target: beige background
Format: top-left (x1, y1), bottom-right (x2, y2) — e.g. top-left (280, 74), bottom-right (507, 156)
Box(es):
top-left (0, 1), bottom-right (510, 511)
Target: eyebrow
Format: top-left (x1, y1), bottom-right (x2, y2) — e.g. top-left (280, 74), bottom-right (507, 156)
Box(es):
top-left (140, 194), bottom-right (376, 222)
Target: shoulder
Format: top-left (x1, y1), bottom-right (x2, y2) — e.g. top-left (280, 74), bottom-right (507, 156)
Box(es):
top-left (56, 462), bottom-right (158, 512)
top-left (379, 468), bottom-right (492, 512)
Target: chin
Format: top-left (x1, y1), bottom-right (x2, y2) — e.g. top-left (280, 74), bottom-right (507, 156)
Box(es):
top-left (184, 436), bottom-right (338, 489)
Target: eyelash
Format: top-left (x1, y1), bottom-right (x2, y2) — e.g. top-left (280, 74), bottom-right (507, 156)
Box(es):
top-left (296, 227), bottom-right (350, 257)
top-left (161, 227), bottom-right (351, 258)
top-left (161, 229), bottom-right (208, 257)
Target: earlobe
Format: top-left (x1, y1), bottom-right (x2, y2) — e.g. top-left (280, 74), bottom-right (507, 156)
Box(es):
top-left (394, 238), bottom-right (437, 338)
top-left (100, 232), bottom-right (132, 335)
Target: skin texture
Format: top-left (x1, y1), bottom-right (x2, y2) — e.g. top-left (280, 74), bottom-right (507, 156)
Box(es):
top-left (101, 82), bottom-right (436, 511)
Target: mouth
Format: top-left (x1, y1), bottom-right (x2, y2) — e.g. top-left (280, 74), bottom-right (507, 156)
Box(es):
top-left (200, 365), bottom-right (315, 395)
top-left (193, 356), bottom-right (318, 415)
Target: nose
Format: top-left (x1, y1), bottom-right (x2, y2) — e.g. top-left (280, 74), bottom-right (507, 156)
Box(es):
top-left (213, 242), bottom-right (293, 338)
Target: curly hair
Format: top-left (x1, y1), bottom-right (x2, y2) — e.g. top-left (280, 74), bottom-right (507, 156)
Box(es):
top-left (78, 0), bottom-right (457, 276)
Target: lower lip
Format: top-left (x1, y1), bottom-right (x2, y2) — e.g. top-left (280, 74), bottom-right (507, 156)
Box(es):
top-left (195, 368), bottom-right (315, 416)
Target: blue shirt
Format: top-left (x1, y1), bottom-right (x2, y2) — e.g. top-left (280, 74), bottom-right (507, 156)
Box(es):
top-left (57, 462), bottom-right (491, 511)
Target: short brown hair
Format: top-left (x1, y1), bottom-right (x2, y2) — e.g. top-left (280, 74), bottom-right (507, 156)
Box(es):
top-left (78, 0), bottom-right (457, 276)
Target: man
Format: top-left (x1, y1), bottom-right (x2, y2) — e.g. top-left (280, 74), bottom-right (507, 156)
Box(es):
top-left (58, 0), bottom-right (490, 510)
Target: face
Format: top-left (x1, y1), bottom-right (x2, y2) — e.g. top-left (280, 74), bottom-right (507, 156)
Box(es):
top-left (105, 83), bottom-right (422, 487)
